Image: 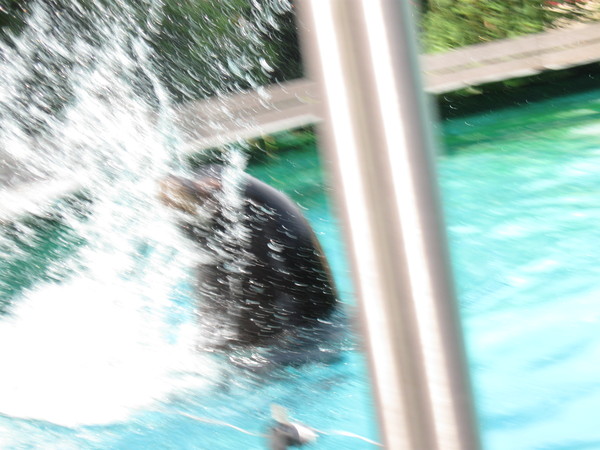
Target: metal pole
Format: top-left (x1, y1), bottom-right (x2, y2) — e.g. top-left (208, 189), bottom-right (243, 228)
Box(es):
top-left (297, 1), bottom-right (480, 448)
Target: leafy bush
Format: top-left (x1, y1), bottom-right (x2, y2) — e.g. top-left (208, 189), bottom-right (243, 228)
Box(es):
top-left (420, 0), bottom-right (597, 53)
top-left (151, 0), bottom-right (302, 102)
top-left (0, 0), bottom-right (302, 103)
top-left (2, 0), bottom-right (597, 100)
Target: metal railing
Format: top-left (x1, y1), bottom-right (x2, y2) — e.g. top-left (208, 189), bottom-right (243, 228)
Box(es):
top-left (297, 0), bottom-right (480, 448)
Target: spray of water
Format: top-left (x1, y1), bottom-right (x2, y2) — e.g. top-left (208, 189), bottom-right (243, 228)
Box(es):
top-left (0, 0), bottom-right (293, 428)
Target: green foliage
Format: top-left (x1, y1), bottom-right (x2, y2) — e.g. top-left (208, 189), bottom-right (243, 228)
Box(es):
top-left (420, 0), bottom-right (598, 53)
top-left (150, 0), bottom-right (302, 101)
top-left (245, 126), bottom-right (316, 164)
top-left (186, 126), bottom-right (316, 169)
top-left (2, 0), bottom-right (594, 100)
top-left (0, 0), bottom-right (29, 39)
top-left (0, 0), bottom-right (302, 103)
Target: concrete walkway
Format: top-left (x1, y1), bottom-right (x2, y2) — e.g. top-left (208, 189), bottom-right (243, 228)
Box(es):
top-left (177, 22), bottom-right (600, 151)
top-left (421, 21), bottom-right (600, 93)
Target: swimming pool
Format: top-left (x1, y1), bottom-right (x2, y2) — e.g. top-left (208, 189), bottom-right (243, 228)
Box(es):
top-left (440, 86), bottom-right (600, 449)
top-left (2, 82), bottom-right (600, 449)
top-left (0, 138), bottom-right (380, 449)
top-left (244, 86), bottom-right (600, 449)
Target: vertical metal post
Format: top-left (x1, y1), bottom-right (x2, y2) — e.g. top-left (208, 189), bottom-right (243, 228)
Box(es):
top-left (297, 1), bottom-right (480, 449)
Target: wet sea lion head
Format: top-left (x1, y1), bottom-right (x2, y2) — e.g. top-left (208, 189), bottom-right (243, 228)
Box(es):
top-left (158, 172), bottom-right (222, 216)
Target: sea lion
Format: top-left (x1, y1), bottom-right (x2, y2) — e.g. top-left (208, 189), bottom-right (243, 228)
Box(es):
top-left (159, 165), bottom-right (340, 358)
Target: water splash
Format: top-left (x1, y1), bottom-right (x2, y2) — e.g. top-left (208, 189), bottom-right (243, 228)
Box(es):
top-left (0, 0), bottom-right (294, 428)
top-left (194, 146), bottom-right (252, 348)
top-left (0, 278), bottom-right (219, 427)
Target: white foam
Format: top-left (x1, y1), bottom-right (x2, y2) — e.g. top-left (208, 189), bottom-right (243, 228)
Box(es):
top-left (0, 276), bottom-right (216, 427)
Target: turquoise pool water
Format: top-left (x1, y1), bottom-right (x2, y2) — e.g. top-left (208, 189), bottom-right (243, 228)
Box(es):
top-left (440, 87), bottom-right (600, 449)
top-left (0, 144), bottom-right (379, 449)
top-left (2, 84), bottom-right (600, 449)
